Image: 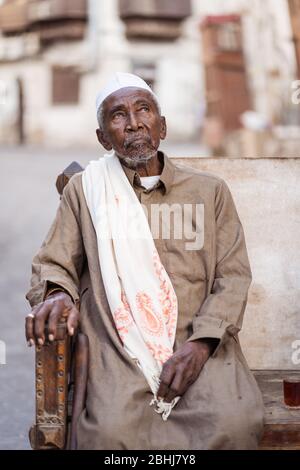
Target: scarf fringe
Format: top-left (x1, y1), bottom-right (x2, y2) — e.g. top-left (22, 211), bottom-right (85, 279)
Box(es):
top-left (149, 396), bottom-right (180, 421)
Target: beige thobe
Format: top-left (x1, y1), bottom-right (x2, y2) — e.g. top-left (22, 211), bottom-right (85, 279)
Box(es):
top-left (26, 152), bottom-right (264, 450)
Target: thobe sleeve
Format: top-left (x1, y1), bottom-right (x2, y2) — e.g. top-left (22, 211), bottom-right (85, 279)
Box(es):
top-left (25, 177), bottom-right (85, 308)
top-left (187, 180), bottom-right (252, 355)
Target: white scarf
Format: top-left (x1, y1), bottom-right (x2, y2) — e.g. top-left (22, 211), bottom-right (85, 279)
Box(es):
top-left (82, 152), bottom-right (180, 420)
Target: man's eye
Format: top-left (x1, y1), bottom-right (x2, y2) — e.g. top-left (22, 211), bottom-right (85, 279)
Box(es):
top-left (139, 106), bottom-right (149, 112)
top-left (112, 112), bottom-right (125, 119)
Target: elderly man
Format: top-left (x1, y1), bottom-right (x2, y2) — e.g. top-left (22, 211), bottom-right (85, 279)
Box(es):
top-left (25, 72), bottom-right (264, 450)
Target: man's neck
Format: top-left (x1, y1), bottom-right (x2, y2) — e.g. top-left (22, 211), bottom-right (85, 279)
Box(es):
top-left (122, 152), bottom-right (163, 177)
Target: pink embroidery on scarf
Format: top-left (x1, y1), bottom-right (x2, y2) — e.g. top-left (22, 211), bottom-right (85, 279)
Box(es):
top-left (136, 292), bottom-right (163, 336)
top-left (113, 291), bottom-right (133, 342)
top-left (145, 341), bottom-right (173, 366)
top-left (153, 251), bottom-right (177, 341)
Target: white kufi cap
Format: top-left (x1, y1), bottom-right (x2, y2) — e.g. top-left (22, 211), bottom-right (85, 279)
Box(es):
top-left (95, 72), bottom-right (156, 116)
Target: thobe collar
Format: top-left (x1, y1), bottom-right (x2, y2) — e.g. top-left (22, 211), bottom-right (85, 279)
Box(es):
top-left (120, 151), bottom-right (175, 195)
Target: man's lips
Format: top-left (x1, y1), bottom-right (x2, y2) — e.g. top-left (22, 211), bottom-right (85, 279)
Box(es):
top-left (124, 136), bottom-right (151, 148)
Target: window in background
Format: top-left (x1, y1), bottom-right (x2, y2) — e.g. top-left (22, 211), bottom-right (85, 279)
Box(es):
top-left (52, 66), bottom-right (80, 105)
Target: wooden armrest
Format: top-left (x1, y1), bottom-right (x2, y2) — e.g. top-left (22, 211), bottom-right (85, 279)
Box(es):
top-left (29, 321), bottom-right (71, 450)
top-left (29, 321), bottom-right (89, 450)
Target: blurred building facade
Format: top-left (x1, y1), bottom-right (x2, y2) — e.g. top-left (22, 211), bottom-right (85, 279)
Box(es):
top-left (0, 0), bottom-right (299, 148)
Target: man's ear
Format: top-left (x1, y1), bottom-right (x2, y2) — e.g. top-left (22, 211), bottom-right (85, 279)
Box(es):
top-left (160, 116), bottom-right (167, 140)
top-left (96, 128), bottom-right (113, 151)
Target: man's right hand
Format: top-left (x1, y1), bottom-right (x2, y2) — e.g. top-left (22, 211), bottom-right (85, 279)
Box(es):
top-left (25, 291), bottom-right (79, 347)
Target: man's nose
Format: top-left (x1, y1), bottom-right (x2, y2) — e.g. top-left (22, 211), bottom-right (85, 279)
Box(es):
top-left (125, 111), bottom-right (142, 131)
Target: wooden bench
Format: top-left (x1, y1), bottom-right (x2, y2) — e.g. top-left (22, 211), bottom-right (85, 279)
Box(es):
top-left (254, 370), bottom-right (300, 450)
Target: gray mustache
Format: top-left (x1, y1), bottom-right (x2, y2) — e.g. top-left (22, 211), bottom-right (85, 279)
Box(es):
top-left (124, 134), bottom-right (152, 148)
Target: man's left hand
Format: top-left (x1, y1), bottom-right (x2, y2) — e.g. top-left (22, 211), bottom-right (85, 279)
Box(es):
top-left (157, 340), bottom-right (212, 403)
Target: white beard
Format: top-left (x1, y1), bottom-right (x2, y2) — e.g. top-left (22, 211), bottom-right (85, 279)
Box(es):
top-left (117, 150), bottom-right (157, 169)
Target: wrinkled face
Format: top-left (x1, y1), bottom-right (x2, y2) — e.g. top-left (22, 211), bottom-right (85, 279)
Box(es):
top-left (96, 87), bottom-right (166, 168)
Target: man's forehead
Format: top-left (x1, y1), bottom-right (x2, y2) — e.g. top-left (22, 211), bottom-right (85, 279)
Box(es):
top-left (103, 87), bottom-right (155, 110)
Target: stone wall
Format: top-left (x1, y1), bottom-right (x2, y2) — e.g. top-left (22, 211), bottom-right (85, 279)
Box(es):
top-left (174, 156), bottom-right (300, 370)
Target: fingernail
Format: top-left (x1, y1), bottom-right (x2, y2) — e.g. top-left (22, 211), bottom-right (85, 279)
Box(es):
top-left (28, 339), bottom-right (35, 347)
top-left (38, 338), bottom-right (44, 346)
top-left (48, 334), bottom-right (54, 342)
